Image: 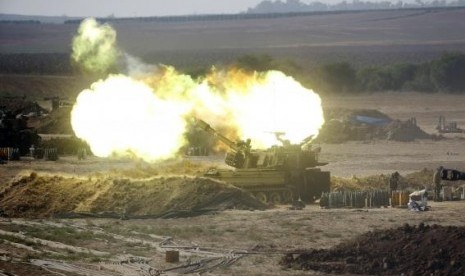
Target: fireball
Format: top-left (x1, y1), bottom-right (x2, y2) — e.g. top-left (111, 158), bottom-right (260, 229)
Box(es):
top-left (71, 75), bottom-right (190, 162)
top-left (209, 70), bottom-right (324, 148)
top-left (70, 18), bottom-right (325, 162)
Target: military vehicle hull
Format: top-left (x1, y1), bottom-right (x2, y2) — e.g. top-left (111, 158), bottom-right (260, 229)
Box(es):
top-left (196, 118), bottom-right (331, 204)
top-left (205, 167), bottom-right (330, 204)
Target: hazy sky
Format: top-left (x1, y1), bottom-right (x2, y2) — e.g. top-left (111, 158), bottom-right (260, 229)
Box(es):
top-left (0, 0), bottom-right (270, 17)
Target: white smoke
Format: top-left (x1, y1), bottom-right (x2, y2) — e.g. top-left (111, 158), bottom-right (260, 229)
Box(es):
top-left (121, 53), bottom-right (159, 78)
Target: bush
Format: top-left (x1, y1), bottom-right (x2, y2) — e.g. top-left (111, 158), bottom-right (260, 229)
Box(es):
top-left (358, 63), bottom-right (416, 92)
top-left (234, 54), bottom-right (275, 72)
top-left (311, 62), bottom-right (358, 94)
top-left (316, 52), bottom-right (465, 94)
top-left (402, 63), bottom-right (435, 92)
top-left (358, 67), bottom-right (391, 92)
top-left (39, 137), bottom-right (90, 155)
top-left (430, 52), bottom-right (465, 93)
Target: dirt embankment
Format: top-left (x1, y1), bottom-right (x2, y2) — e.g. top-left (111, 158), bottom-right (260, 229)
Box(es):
top-left (282, 223), bottom-right (465, 275)
top-left (317, 109), bottom-right (432, 143)
top-left (0, 172), bottom-right (265, 218)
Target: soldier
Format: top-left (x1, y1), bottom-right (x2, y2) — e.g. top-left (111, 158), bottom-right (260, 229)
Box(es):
top-left (433, 166), bottom-right (443, 201)
top-left (389, 171), bottom-right (400, 193)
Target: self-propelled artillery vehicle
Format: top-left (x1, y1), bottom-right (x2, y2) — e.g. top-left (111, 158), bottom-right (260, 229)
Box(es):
top-left (196, 119), bottom-right (330, 204)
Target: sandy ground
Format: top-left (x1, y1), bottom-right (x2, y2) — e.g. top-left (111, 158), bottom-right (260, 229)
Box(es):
top-left (1, 92), bottom-right (465, 275)
top-left (319, 92), bottom-right (465, 177)
top-left (321, 139), bottom-right (465, 177)
top-left (1, 202), bottom-right (464, 275)
top-left (322, 92), bottom-right (465, 134)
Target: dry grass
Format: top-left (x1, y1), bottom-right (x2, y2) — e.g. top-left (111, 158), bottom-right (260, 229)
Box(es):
top-left (0, 172), bottom-right (264, 218)
top-left (330, 168), bottom-right (439, 191)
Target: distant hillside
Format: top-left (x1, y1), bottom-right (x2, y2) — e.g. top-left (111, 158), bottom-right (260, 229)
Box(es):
top-left (0, 14), bottom-right (81, 24)
top-left (1, 7), bottom-right (465, 75)
top-left (247, 0), bottom-right (465, 14)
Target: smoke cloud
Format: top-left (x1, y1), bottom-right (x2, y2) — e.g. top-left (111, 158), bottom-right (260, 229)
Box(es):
top-left (70, 18), bottom-right (325, 162)
top-left (71, 18), bottom-right (119, 73)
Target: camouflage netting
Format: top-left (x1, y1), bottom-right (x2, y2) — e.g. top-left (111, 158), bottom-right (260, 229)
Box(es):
top-left (331, 168), bottom-right (436, 191)
top-left (0, 173), bottom-right (266, 218)
top-left (317, 108), bottom-right (431, 143)
top-left (281, 223), bottom-right (465, 275)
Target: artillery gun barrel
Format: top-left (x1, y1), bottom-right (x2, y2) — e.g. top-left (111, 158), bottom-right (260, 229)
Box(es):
top-left (195, 119), bottom-right (238, 150)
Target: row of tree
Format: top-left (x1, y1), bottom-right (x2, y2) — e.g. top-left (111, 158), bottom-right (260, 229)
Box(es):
top-left (0, 20), bottom-right (40, 24)
top-left (229, 52), bottom-right (465, 94)
top-left (247, 0), bottom-right (465, 14)
top-left (2, 52), bottom-right (464, 94)
top-left (310, 52), bottom-right (465, 94)
top-left (0, 53), bottom-right (72, 75)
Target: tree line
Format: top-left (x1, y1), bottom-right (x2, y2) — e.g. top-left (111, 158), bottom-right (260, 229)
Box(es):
top-left (231, 52), bottom-right (465, 94)
top-left (0, 53), bottom-right (73, 75)
top-left (247, 0), bottom-right (465, 14)
top-left (0, 20), bottom-right (40, 24)
top-left (309, 52), bottom-right (465, 94)
top-left (2, 52), bottom-right (465, 94)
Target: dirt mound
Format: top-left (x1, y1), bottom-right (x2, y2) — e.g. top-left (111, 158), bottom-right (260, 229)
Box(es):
top-left (0, 173), bottom-right (266, 218)
top-left (325, 108), bottom-right (392, 122)
top-left (318, 109), bottom-right (431, 143)
top-left (281, 223), bottom-right (465, 275)
top-left (385, 119), bottom-right (431, 141)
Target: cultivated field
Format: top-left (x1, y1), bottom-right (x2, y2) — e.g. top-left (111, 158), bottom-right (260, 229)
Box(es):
top-left (2, 8), bottom-right (465, 69)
